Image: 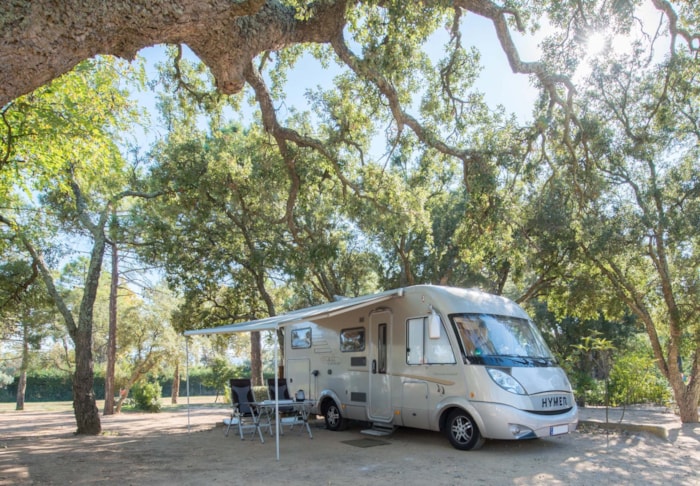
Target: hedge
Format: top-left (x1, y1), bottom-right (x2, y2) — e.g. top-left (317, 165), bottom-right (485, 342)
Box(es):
top-left (0, 368), bottom-right (218, 402)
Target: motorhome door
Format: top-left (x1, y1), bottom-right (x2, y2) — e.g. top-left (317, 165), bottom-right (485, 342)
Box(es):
top-left (368, 309), bottom-right (392, 421)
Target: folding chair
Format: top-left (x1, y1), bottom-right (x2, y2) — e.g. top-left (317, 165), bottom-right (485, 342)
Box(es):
top-left (226, 378), bottom-right (269, 442)
top-left (267, 378), bottom-right (293, 405)
top-left (267, 378), bottom-right (303, 433)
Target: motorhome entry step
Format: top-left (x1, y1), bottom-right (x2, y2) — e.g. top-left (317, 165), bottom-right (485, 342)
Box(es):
top-left (361, 424), bottom-right (396, 437)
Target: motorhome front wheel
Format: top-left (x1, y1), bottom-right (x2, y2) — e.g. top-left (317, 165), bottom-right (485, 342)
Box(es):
top-left (445, 409), bottom-right (485, 451)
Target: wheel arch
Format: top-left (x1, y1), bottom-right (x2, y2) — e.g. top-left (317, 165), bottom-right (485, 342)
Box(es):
top-left (317, 389), bottom-right (343, 416)
top-left (437, 402), bottom-right (486, 437)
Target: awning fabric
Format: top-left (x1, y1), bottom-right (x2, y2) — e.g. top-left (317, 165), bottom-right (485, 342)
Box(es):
top-left (183, 287), bottom-right (404, 336)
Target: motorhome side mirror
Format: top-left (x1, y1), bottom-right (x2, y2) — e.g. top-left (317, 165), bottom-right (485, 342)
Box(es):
top-left (429, 311), bottom-right (441, 339)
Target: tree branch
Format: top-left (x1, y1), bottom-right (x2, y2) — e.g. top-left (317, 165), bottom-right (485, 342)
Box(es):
top-left (0, 214), bottom-right (79, 338)
top-left (650, 0), bottom-right (700, 56)
top-left (0, 0), bottom-right (349, 106)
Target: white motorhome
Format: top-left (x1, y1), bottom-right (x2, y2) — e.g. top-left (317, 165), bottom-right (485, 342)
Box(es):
top-left (282, 285), bottom-right (578, 450)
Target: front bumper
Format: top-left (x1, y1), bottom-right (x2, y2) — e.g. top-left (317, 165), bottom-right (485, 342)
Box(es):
top-left (472, 401), bottom-right (579, 440)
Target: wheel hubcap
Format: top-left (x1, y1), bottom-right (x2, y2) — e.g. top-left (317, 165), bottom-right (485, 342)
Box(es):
top-left (452, 416), bottom-right (473, 443)
top-left (328, 407), bottom-right (339, 425)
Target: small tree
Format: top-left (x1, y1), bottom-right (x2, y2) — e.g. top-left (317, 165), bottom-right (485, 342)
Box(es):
top-left (568, 332), bottom-right (615, 408)
top-left (202, 356), bottom-right (234, 403)
top-left (609, 337), bottom-right (672, 412)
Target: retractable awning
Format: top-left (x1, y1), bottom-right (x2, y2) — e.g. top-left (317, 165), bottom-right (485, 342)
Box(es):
top-left (182, 287), bottom-right (405, 461)
top-left (183, 287), bottom-right (404, 336)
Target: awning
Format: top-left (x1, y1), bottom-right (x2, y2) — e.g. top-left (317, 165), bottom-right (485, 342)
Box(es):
top-left (183, 287), bottom-right (404, 336)
top-left (183, 286), bottom-right (405, 461)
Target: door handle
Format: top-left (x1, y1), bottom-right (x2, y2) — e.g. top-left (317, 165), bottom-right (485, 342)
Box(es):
top-left (372, 359), bottom-right (377, 374)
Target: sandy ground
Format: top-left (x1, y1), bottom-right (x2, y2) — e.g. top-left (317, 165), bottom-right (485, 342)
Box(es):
top-left (1, 404), bottom-right (698, 485)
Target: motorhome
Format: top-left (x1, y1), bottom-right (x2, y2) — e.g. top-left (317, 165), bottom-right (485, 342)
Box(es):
top-left (282, 285), bottom-right (578, 450)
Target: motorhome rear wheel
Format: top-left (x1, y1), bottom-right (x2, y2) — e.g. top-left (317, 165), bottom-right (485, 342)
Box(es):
top-left (324, 401), bottom-right (348, 431)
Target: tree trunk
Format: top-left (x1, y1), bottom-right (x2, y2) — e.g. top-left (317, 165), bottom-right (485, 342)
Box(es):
top-left (677, 392), bottom-right (699, 423)
top-left (171, 363), bottom-right (180, 405)
top-left (671, 372), bottom-right (700, 423)
top-left (250, 331), bottom-right (262, 386)
top-left (72, 326), bottom-right (101, 434)
top-left (103, 241), bottom-right (119, 415)
top-left (15, 324), bottom-right (29, 411)
top-left (0, 0), bottom-right (355, 107)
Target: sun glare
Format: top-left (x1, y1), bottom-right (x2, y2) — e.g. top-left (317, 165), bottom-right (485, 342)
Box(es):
top-left (586, 32), bottom-right (608, 57)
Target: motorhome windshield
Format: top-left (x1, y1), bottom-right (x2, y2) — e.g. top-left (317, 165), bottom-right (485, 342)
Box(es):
top-left (452, 314), bottom-right (554, 363)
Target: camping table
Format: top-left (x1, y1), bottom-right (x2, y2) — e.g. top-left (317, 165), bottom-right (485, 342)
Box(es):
top-left (255, 399), bottom-right (315, 439)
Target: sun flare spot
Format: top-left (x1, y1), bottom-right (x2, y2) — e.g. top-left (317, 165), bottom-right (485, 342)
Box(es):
top-left (586, 32), bottom-right (608, 57)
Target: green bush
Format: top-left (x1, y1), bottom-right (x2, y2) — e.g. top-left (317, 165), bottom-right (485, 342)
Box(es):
top-left (132, 381), bottom-right (162, 412)
top-left (608, 352), bottom-right (671, 406)
top-left (562, 336), bottom-right (671, 407)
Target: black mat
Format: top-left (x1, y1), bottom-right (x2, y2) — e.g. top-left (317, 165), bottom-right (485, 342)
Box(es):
top-left (341, 438), bottom-right (390, 448)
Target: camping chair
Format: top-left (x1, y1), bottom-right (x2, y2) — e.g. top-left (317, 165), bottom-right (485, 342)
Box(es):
top-left (226, 378), bottom-right (269, 442)
top-left (267, 378), bottom-right (302, 433)
top-left (267, 378), bottom-right (293, 404)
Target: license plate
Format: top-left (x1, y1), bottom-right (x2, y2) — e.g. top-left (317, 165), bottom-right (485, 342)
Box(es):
top-left (550, 424), bottom-right (568, 436)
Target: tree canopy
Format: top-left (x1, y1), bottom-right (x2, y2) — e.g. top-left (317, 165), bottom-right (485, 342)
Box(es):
top-left (1, 0), bottom-right (699, 431)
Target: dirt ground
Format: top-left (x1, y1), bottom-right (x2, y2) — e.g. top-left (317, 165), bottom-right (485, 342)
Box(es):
top-left (1, 404), bottom-right (698, 485)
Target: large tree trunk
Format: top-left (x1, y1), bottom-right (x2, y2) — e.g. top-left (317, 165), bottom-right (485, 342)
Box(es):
top-left (171, 363), bottom-right (180, 405)
top-left (15, 324), bottom-right (29, 411)
top-left (15, 370), bottom-right (27, 411)
top-left (0, 0), bottom-right (350, 106)
top-left (250, 331), bottom-right (262, 386)
top-left (677, 390), bottom-right (699, 423)
top-left (670, 371), bottom-right (700, 423)
top-left (103, 241), bottom-right (119, 415)
top-left (72, 326), bottom-right (101, 434)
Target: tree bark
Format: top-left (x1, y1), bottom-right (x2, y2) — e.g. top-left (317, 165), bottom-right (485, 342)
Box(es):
top-left (250, 331), bottom-right (263, 386)
top-left (171, 363), bottom-right (180, 405)
top-left (15, 324), bottom-right (29, 411)
top-left (103, 241), bottom-right (119, 415)
top-left (0, 0), bottom-right (349, 107)
top-left (72, 325), bottom-right (101, 434)
top-left (676, 385), bottom-right (700, 423)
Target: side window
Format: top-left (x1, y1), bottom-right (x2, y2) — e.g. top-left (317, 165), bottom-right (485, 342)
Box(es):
top-left (407, 318), bottom-right (424, 364)
top-left (291, 327), bottom-right (312, 349)
top-left (340, 327), bottom-right (365, 352)
top-left (426, 321), bottom-right (456, 364)
top-left (377, 323), bottom-right (387, 373)
top-left (407, 316), bottom-right (456, 365)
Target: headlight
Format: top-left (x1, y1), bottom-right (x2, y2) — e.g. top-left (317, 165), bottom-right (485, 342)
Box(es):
top-left (487, 368), bottom-right (526, 395)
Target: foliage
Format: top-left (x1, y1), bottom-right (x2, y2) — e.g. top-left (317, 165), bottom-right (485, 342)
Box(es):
top-left (0, 369), bottom-right (73, 402)
top-left (563, 332), bottom-right (674, 407)
top-left (0, 367), bottom-right (222, 403)
top-left (201, 357), bottom-right (235, 397)
top-left (563, 331), bottom-right (615, 404)
top-left (0, 369), bottom-right (13, 388)
top-left (2, 0), bottom-right (699, 426)
top-left (529, 8), bottom-right (700, 420)
top-left (608, 349), bottom-right (672, 407)
top-left (131, 380), bottom-right (162, 413)
top-left (0, 56), bottom-right (151, 433)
